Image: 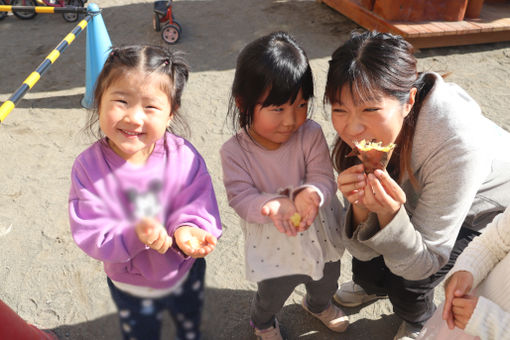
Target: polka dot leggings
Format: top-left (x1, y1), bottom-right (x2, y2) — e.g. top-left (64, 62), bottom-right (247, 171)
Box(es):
top-left (107, 258), bottom-right (205, 340)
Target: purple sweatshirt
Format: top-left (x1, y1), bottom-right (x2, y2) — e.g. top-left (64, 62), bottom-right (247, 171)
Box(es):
top-left (69, 133), bottom-right (222, 289)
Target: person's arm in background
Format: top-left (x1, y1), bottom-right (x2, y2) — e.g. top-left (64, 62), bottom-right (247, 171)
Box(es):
top-left (442, 208), bottom-right (510, 339)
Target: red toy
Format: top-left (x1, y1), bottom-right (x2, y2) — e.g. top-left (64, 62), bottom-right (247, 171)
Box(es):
top-left (0, 299), bottom-right (57, 340)
top-left (153, 0), bottom-right (182, 44)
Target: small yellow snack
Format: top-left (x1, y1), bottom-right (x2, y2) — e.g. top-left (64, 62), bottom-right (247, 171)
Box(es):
top-left (354, 139), bottom-right (396, 153)
top-left (290, 212), bottom-right (302, 228)
top-left (347, 139), bottom-right (396, 173)
top-left (186, 238), bottom-right (202, 250)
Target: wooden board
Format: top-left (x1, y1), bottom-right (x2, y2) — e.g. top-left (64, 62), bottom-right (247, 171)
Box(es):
top-left (320, 0), bottom-right (510, 48)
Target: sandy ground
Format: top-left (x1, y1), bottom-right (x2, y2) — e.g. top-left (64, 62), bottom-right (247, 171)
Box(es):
top-left (1, 1), bottom-right (509, 339)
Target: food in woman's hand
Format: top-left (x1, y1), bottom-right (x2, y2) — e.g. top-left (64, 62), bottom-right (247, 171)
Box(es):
top-left (347, 139), bottom-right (396, 173)
top-left (290, 212), bottom-right (302, 228)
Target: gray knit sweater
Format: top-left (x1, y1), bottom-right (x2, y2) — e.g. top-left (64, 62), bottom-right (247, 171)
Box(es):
top-left (341, 72), bottom-right (510, 280)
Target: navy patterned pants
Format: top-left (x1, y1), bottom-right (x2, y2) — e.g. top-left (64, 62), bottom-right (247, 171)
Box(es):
top-left (107, 258), bottom-right (205, 340)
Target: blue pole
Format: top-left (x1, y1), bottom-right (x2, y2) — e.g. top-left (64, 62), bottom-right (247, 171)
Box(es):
top-left (81, 3), bottom-right (112, 109)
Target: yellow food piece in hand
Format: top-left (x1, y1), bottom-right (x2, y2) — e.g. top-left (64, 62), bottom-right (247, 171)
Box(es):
top-left (354, 139), bottom-right (396, 153)
top-left (186, 238), bottom-right (202, 249)
top-left (290, 213), bottom-right (301, 228)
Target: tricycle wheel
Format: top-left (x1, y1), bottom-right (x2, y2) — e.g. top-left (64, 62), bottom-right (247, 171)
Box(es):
top-left (161, 24), bottom-right (180, 44)
top-left (153, 13), bottom-right (161, 32)
top-left (172, 20), bottom-right (182, 33)
top-left (12, 0), bottom-right (37, 20)
top-left (62, 0), bottom-right (84, 22)
top-left (0, 0), bottom-right (7, 20)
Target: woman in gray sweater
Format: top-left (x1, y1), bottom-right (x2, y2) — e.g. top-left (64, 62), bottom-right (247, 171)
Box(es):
top-left (325, 31), bottom-right (510, 340)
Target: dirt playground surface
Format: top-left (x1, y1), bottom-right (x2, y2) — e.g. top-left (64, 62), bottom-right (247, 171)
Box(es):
top-left (1, 1), bottom-right (509, 339)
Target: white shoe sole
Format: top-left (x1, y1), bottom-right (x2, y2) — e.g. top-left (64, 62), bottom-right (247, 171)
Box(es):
top-left (333, 292), bottom-right (387, 307)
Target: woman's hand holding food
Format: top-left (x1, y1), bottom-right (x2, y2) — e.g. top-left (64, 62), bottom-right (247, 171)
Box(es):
top-left (338, 164), bottom-right (370, 225)
top-left (364, 169), bottom-right (406, 228)
top-left (337, 164), bottom-right (367, 205)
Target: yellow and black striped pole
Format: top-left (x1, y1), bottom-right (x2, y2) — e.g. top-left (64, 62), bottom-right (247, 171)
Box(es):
top-left (0, 5), bottom-right (88, 15)
top-left (0, 12), bottom-right (93, 123)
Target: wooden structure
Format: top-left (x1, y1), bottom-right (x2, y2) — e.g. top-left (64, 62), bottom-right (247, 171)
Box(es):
top-left (319, 0), bottom-right (510, 48)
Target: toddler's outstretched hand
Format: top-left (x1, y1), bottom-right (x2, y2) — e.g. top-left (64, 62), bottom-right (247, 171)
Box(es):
top-left (135, 217), bottom-right (173, 254)
top-left (294, 187), bottom-right (320, 230)
top-left (174, 226), bottom-right (217, 258)
top-left (261, 197), bottom-right (299, 236)
top-left (442, 270), bottom-right (474, 329)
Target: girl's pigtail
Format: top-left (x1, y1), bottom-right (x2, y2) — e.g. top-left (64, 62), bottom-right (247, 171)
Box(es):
top-left (163, 50), bottom-right (190, 137)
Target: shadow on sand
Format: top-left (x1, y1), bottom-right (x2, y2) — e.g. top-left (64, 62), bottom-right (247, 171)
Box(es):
top-left (50, 286), bottom-right (401, 340)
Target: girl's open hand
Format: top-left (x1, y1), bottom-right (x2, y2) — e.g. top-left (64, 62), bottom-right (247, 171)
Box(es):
top-left (362, 169), bottom-right (406, 228)
top-left (294, 187), bottom-right (320, 231)
top-left (442, 270), bottom-right (474, 329)
top-left (174, 226), bottom-right (217, 258)
top-left (261, 197), bottom-right (299, 236)
top-left (135, 217), bottom-right (173, 254)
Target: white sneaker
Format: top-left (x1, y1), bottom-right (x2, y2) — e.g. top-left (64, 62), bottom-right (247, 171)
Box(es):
top-left (393, 321), bottom-right (422, 340)
top-left (333, 281), bottom-right (387, 307)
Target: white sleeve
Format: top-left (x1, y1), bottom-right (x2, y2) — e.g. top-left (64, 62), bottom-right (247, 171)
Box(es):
top-left (465, 296), bottom-right (510, 340)
top-left (445, 208), bottom-right (510, 288)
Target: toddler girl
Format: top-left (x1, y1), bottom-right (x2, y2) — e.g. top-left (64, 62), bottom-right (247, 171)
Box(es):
top-left (69, 45), bottom-right (222, 340)
top-left (220, 32), bottom-right (347, 340)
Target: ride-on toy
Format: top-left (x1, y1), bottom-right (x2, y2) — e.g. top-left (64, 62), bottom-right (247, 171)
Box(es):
top-left (0, 0), bottom-right (7, 20)
top-left (153, 0), bottom-right (181, 44)
top-left (4, 0), bottom-right (86, 22)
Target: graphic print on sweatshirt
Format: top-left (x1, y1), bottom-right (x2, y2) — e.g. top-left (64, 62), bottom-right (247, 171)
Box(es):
top-left (126, 180), bottom-right (163, 220)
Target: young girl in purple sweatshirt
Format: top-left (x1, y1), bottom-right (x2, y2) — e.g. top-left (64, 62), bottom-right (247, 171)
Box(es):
top-left (69, 45), bottom-right (222, 340)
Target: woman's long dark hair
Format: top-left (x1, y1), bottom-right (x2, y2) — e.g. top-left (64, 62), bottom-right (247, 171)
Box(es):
top-left (227, 31), bottom-right (314, 133)
top-left (325, 31), bottom-right (435, 185)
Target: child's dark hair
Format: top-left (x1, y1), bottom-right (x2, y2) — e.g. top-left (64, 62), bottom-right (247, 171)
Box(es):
top-left (85, 44), bottom-right (190, 138)
top-left (228, 31), bottom-right (314, 133)
top-left (325, 31), bottom-right (435, 186)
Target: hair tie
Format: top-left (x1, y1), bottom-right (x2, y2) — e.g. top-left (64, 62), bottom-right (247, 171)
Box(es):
top-left (163, 58), bottom-right (170, 65)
